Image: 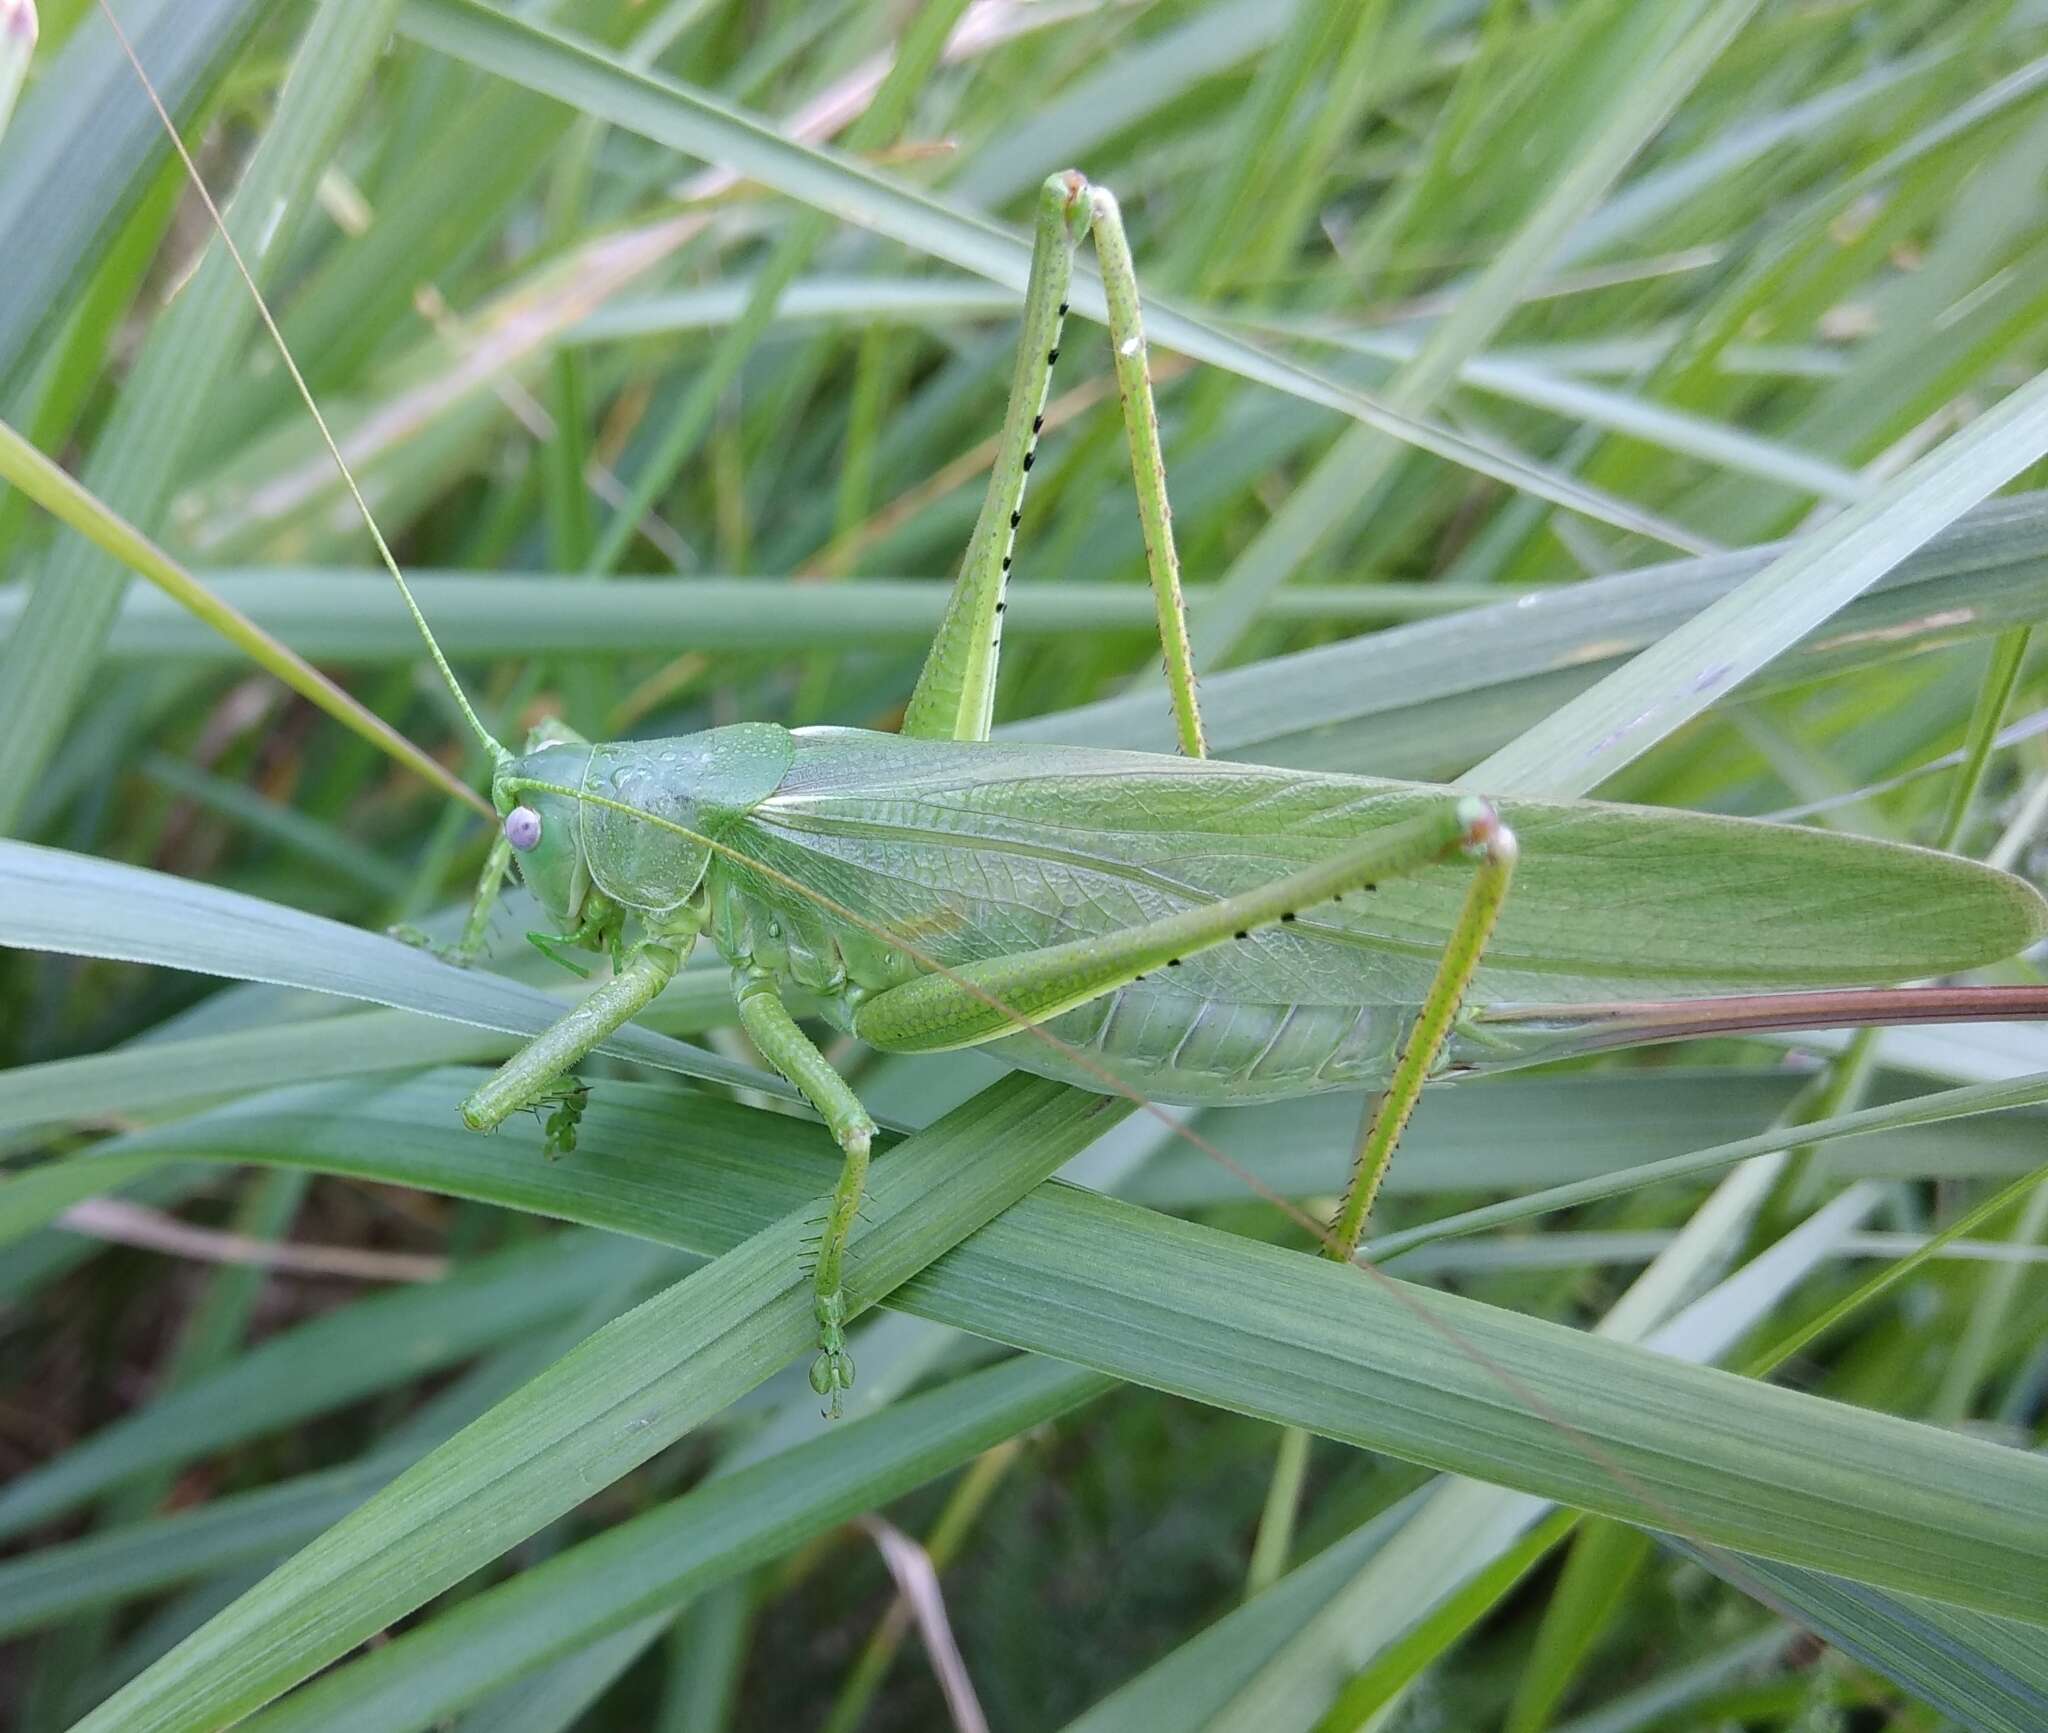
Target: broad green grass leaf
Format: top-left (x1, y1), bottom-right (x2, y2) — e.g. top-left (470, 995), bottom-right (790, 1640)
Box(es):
top-left (1198, 1182), bottom-right (1889, 1730)
top-left (234, 1358), bottom-right (1108, 1733)
top-left (15, 1067), bottom-right (2040, 1269)
top-left (0, 840), bottom-right (786, 1098)
top-left (67, 1076), bottom-right (1127, 1733)
top-left (36, 1073), bottom-right (2048, 1629)
top-left (1669, 1542), bottom-right (2048, 1733)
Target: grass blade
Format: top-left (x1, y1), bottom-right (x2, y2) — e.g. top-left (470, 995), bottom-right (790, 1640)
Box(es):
top-left (66, 1076), bottom-right (1127, 1732)
top-left (1468, 371), bottom-right (2048, 798)
top-left (236, 1359), bottom-right (1108, 1733)
top-left (0, 840), bottom-right (785, 1098)
top-left (0, 0), bottom-right (264, 378)
top-left (0, 419), bottom-right (489, 817)
top-left (396, 0), bottom-right (1711, 557)
top-left (0, 0), bottom-right (408, 829)
top-left (39, 1072), bottom-right (2048, 1625)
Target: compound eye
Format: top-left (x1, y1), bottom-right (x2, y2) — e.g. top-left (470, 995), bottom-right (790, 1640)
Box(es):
top-left (504, 805), bottom-right (543, 852)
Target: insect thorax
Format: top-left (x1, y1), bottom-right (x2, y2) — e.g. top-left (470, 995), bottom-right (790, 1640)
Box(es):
top-left (565, 724), bottom-right (797, 920)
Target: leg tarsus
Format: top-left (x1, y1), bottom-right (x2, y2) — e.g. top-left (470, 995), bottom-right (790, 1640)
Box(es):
top-left (810, 1289), bottom-right (855, 1419)
top-left (391, 830), bottom-right (516, 968)
top-left (533, 1077), bottom-right (590, 1157)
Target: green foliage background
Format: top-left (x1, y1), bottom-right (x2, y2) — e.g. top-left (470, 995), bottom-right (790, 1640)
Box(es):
top-left (3, 1), bottom-right (2048, 1729)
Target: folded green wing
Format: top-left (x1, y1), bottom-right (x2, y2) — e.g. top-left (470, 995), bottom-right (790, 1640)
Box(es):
top-left (750, 729), bottom-right (2045, 1008)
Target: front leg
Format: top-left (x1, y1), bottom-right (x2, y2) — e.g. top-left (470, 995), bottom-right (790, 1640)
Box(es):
top-left (733, 968), bottom-right (878, 1417)
top-left (460, 927), bottom-right (693, 1143)
top-left (391, 831), bottom-right (515, 966)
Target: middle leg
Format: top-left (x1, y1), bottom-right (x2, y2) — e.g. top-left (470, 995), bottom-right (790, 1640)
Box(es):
top-left (734, 968), bottom-right (879, 1417)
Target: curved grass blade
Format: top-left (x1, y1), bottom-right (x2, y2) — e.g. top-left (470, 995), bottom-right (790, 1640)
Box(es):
top-left (0, 408), bottom-right (487, 819)
top-left (0, 840), bottom-right (784, 1098)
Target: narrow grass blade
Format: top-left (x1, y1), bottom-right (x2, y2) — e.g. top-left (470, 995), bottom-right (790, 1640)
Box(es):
top-left (233, 1359), bottom-right (1108, 1733)
top-left (24, 569), bottom-right (1505, 663)
top-left (396, 0), bottom-right (1710, 556)
top-left (0, 421), bottom-right (487, 818)
top-left (0, 1008), bottom-right (516, 1143)
top-left (1667, 1543), bottom-right (2048, 1733)
top-left (1362, 1071), bottom-right (2048, 1262)
top-left (0, 1233), bottom-right (650, 1540)
top-left (0, 0), bottom-right (407, 829)
top-left (0, 1458), bottom-right (403, 1640)
top-left (1004, 491), bottom-right (2048, 774)
top-left (0, 0), bottom-right (264, 376)
top-left (1188, 0), bottom-right (1763, 664)
top-left (1468, 368), bottom-right (2048, 798)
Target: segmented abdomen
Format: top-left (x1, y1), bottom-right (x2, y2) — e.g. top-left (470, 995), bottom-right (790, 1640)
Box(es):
top-left (985, 983), bottom-right (1410, 1105)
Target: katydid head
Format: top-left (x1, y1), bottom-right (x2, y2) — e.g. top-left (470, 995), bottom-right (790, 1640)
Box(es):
top-left (493, 723), bottom-right (599, 936)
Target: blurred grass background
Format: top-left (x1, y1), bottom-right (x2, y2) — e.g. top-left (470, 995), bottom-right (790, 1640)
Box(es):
top-left (3, 0), bottom-right (2048, 1729)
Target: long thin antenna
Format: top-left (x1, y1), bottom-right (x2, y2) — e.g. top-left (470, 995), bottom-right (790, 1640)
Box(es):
top-left (97, 0), bottom-right (507, 766)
